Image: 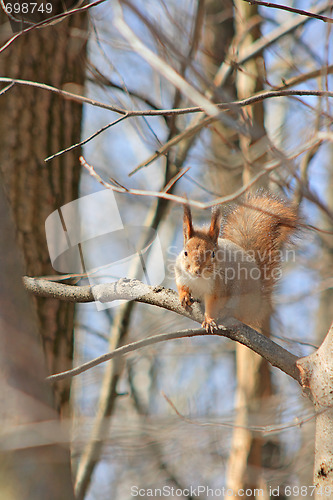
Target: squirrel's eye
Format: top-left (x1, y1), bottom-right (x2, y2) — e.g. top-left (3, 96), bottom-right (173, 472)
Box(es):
top-left (184, 250), bottom-right (188, 257)
top-left (212, 251), bottom-right (215, 258)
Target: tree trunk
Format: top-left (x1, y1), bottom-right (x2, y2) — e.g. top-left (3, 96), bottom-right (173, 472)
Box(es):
top-left (0, 12), bottom-right (87, 413)
top-left (203, 0), bottom-right (241, 196)
top-left (297, 324), bottom-right (333, 495)
top-left (0, 173), bottom-right (75, 499)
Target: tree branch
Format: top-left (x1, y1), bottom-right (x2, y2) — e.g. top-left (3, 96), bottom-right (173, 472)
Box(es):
top-left (243, 1), bottom-right (333, 23)
top-left (78, 140), bottom-right (320, 208)
top-left (0, 78), bottom-right (332, 121)
top-left (23, 277), bottom-right (301, 384)
top-left (46, 324), bottom-right (301, 384)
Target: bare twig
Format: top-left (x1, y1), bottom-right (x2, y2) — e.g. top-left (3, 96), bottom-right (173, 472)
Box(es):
top-left (162, 167), bottom-right (190, 193)
top-left (0, 77), bottom-right (128, 114)
top-left (1, 78), bottom-right (332, 121)
top-left (272, 64), bottom-right (333, 91)
top-left (0, 82), bottom-right (15, 95)
top-left (44, 115), bottom-right (128, 162)
top-left (128, 90), bottom-right (333, 175)
top-left (46, 324), bottom-right (300, 384)
top-left (243, 0), bottom-right (333, 23)
top-left (78, 137), bottom-right (321, 208)
top-left (80, 155), bottom-right (280, 206)
top-left (59, 89), bottom-right (333, 162)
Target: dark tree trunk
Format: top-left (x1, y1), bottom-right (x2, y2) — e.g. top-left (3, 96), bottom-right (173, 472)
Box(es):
top-left (0, 11), bottom-right (87, 413)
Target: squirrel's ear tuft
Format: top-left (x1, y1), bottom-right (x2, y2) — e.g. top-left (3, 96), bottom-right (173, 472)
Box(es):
top-left (208, 206), bottom-right (222, 244)
top-left (183, 204), bottom-right (194, 243)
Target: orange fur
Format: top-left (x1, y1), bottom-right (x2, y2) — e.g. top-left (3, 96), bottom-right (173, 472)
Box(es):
top-left (175, 193), bottom-right (298, 332)
top-left (222, 193), bottom-right (298, 297)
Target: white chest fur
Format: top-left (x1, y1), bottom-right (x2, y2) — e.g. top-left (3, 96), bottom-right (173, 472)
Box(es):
top-left (175, 265), bottom-right (216, 301)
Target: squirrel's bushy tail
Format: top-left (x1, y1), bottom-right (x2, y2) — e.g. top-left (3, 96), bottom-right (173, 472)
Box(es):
top-left (222, 192), bottom-right (298, 295)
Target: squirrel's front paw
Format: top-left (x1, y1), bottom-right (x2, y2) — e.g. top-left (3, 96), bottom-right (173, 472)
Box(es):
top-left (178, 287), bottom-right (193, 311)
top-left (202, 315), bottom-right (218, 334)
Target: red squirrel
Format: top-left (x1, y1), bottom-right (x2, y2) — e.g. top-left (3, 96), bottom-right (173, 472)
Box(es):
top-left (175, 192), bottom-right (298, 333)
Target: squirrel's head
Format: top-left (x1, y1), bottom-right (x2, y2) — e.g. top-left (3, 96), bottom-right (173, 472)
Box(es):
top-left (181, 204), bottom-right (222, 279)
top-left (182, 237), bottom-right (218, 278)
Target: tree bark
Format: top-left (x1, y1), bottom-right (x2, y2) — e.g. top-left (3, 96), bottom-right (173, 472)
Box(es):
top-left (297, 324), bottom-right (333, 495)
top-left (203, 0), bottom-right (241, 196)
top-left (0, 12), bottom-right (87, 413)
top-left (0, 175), bottom-right (75, 499)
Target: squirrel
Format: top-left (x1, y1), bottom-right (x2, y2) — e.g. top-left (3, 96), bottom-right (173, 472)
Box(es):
top-left (175, 192), bottom-right (298, 333)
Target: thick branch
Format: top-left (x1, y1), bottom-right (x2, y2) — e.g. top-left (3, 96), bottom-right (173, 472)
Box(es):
top-left (23, 277), bottom-right (301, 384)
top-left (23, 276), bottom-right (202, 320)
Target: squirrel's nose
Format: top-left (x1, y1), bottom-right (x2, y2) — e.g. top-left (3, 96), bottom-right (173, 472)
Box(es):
top-left (192, 265), bottom-right (201, 275)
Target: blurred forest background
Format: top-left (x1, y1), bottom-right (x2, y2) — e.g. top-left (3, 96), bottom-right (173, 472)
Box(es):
top-left (0, 1), bottom-right (332, 499)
